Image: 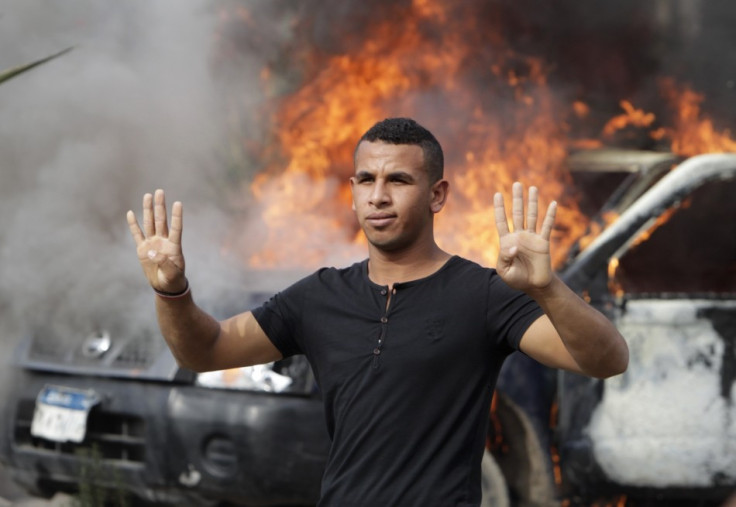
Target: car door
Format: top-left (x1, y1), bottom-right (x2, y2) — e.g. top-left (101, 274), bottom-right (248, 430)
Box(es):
top-left (558, 154), bottom-right (736, 500)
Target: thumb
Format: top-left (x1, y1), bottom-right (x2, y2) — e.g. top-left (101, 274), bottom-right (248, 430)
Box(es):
top-left (498, 245), bottom-right (518, 264)
top-left (147, 249), bottom-right (184, 286)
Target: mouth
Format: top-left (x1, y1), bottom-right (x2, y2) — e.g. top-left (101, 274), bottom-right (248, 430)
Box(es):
top-left (365, 212), bottom-right (397, 228)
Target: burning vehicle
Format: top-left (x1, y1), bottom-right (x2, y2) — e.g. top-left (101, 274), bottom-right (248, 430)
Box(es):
top-left (2, 1), bottom-right (736, 506)
top-left (555, 151), bottom-right (736, 503)
top-left (1, 149), bottom-right (735, 506)
top-left (0, 293), bottom-right (330, 505)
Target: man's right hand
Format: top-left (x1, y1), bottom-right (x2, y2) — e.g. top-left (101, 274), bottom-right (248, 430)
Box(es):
top-left (127, 189), bottom-right (187, 294)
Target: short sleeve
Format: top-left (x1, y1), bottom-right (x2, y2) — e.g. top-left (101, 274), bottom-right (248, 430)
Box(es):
top-left (251, 276), bottom-right (312, 358)
top-left (486, 271), bottom-right (545, 352)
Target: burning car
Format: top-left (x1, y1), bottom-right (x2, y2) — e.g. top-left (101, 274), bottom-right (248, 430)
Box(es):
top-left (0, 290), bottom-right (332, 506)
top-left (555, 151), bottom-right (736, 503)
top-left (1, 149), bottom-right (734, 506)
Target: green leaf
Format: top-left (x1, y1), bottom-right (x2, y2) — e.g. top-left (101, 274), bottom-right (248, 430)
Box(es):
top-left (0, 46), bottom-right (74, 85)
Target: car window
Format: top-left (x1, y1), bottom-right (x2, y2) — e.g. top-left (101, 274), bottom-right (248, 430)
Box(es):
top-left (613, 177), bottom-right (736, 295)
top-left (569, 170), bottom-right (631, 217)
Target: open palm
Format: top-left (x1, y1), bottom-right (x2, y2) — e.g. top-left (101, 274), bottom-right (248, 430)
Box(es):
top-left (127, 190), bottom-right (187, 292)
top-left (493, 182), bottom-right (556, 291)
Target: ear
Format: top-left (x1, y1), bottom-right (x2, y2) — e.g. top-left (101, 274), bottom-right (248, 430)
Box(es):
top-left (349, 176), bottom-right (357, 211)
top-left (430, 179), bottom-right (449, 214)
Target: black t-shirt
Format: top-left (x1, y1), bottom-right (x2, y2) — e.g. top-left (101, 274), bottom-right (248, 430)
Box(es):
top-left (252, 256), bottom-right (544, 506)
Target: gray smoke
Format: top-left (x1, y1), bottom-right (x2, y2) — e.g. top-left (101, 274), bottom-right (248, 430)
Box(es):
top-left (1, 0), bottom-right (734, 365)
top-left (0, 0), bottom-right (281, 371)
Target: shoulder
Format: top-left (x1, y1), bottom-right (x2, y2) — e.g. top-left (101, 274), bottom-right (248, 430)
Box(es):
top-left (442, 255), bottom-right (498, 280)
top-left (314, 259), bottom-right (366, 284)
top-left (444, 256), bottom-right (521, 297)
top-left (284, 260), bottom-right (367, 293)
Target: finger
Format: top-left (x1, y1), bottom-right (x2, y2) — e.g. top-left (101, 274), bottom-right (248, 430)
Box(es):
top-left (154, 189), bottom-right (168, 237)
top-left (142, 193), bottom-right (154, 237)
top-left (527, 186), bottom-right (538, 232)
top-left (147, 249), bottom-right (185, 288)
top-left (126, 210), bottom-right (145, 246)
top-left (499, 245), bottom-right (518, 263)
top-left (169, 201), bottom-right (183, 246)
top-left (540, 201), bottom-right (557, 240)
top-left (493, 192), bottom-right (510, 236)
top-left (512, 182), bottom-right (524, 232)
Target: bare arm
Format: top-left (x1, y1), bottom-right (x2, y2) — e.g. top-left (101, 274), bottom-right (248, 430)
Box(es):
top-left (493, 183), bottom-right (628, 378)
top-left (127, 189), bottom-right (282, 372)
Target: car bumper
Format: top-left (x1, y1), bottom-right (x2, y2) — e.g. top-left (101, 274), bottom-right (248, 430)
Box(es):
top-left (1, 370), bottom-right (330, 505)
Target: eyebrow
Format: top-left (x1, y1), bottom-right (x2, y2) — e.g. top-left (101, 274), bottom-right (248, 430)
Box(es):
top-left (388, 171), bottom-right (415, 181)
top-left (354, 170), bottom-right (416, 182)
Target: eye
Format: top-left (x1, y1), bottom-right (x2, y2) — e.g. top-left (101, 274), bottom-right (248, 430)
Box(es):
top-left (389, 176), bottom-right (411, 185)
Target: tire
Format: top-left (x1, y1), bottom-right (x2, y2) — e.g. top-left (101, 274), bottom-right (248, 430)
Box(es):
top-left (480, 449), bottom-right (510, 507)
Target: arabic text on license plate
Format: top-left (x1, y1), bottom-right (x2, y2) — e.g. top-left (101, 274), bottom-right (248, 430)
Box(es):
top-left (30, 385), bottom-right (99, 443)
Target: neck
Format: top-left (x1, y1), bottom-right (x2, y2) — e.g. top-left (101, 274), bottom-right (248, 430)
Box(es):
top-left (367, 240), bottom-right (451, 288)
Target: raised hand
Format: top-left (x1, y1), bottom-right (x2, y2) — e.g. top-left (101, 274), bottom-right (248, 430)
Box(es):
top-left (493, 182), bottom-right (557, 292)
top-left (126, 189), bottom-right (187, 293)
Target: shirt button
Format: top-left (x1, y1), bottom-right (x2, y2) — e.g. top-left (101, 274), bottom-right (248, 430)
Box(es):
top-left (380, 289), bottom-right (387, 295)
top-left (373, 348), bottom-right (381, 355)
top-left (380, 317), bottom-right (388, 323)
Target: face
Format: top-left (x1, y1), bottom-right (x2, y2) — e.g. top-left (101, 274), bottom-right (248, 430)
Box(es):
top-left (350, 141), bottom-right (448, 253)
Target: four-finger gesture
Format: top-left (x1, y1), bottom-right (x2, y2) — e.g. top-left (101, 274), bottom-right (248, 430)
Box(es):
top-left (493, 182), bottom-right (557, 292)
top-left (126, 189), bottom-right (187, 293)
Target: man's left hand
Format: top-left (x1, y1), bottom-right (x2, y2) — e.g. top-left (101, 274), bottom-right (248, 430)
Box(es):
top-left (493, 182), bottom-right (557, 292)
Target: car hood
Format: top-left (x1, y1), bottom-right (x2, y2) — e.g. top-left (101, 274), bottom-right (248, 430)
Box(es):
top-left (15, 327), bottom-right (194, 383)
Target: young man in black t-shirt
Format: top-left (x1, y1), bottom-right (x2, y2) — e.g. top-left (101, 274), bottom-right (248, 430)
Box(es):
top-left (127, 117), bottom-right (628, 506)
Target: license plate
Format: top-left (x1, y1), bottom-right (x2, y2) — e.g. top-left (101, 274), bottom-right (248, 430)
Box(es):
top-left (30, 385), bottom-right (100, 443)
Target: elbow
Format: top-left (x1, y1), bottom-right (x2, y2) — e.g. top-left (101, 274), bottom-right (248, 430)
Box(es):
top-left (171, 352), bottom-right (208, 373)
top-left (172, 346), bottom-right (223, 373)
top-left (174, 357), bottom-right (209, 373)
top-left (592, 339), bottom-right (629, 379)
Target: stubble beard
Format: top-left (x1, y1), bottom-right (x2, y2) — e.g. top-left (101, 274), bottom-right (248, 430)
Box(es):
top-left (363, 221), bottom-right (428, 255)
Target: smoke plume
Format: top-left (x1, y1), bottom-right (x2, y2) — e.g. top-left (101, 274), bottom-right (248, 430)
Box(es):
top-left (0, 0), bottom-right (275, 377)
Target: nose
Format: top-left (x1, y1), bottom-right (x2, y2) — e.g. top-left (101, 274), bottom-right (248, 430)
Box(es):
top-left (369, 179), bottom-right (391, 207)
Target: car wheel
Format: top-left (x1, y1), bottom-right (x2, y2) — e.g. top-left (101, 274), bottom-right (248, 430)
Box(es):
top-left (480, 449), bottom-right (510, 507)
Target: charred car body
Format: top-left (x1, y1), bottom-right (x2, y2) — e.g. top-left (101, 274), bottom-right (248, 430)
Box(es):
top-left (1, 151), bottom-right (735, 505)
top-left (0, 294), bottom-right (331, 506)
top-left (555, 152), bottom-right (736, 503)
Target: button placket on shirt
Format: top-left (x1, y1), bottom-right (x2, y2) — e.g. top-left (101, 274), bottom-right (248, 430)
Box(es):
top-left (372, 287), bottom-right (395, 369)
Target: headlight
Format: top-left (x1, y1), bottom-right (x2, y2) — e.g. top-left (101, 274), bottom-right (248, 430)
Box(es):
top-left (195, 356), bottom-right (315, 395)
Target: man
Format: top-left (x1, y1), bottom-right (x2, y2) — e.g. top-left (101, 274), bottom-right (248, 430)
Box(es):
top-left (127, 117), bottom-right (628, 506)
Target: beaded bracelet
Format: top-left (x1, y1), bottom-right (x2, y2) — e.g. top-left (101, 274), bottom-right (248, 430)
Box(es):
top-left (153, 280), bottom-right (190, 299)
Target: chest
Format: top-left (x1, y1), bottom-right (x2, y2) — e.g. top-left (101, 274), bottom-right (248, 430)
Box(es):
top-left (298, 284), bottom-right (492, 387)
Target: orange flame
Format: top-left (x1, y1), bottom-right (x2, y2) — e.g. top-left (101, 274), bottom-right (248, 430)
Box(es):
top-left (629, 203), bottom-right (684, 249)
top-left (578, 210), bottom-right (620, 251)
top-left (608, 257), bottom-right (623, 299)
top-left (653, 78), bottom-right (736, 156)
top-left (222, 2), bottom-right (736, 274)
top-left (245, 0), bottom-right (587, 269)
top-left (602, 100), bottom-right (656, 138)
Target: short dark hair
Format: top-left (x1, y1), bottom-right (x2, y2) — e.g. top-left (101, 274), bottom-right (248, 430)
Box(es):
top-left (356, 117), bottom-right (444, 183)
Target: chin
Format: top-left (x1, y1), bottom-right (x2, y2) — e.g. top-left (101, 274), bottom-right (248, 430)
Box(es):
top-left (366, 235), bottom-right (411, 253)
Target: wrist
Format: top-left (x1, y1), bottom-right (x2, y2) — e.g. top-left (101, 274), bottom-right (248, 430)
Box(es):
top-left (525, 274), bottom-right (562, 301)
top-left (154, 279), bottom-right (190, 299)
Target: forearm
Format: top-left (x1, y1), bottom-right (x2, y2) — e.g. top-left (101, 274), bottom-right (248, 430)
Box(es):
top-left (154, 291), bottom-right (222, 371)
top-left (527, 275), bottom-right (629, 378)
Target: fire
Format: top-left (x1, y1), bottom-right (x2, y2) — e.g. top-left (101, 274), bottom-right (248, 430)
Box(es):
top-left (577, 210), bottom-right (619, 251)
top-left (607, 257), bottom-right (624, 299)
top-left (548, 401), bottom-right (563, 487)
top-left (487, 392), bottom-right (506, 453)
top-left (219, 2), bottom-right (736, 272)
top-left (602, 100), bottom-right (656, 138)
top-left (653, 78), bottom-right (736, 156)
top-left (629, 202), bottom-right (685, 249)
top-left (242, 0), bottom-right (588, 270)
